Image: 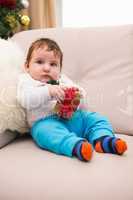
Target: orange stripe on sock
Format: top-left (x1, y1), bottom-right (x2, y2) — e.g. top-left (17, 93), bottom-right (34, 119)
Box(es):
top-left (115, 139), bottom-right (127, 155)
top-left (95, 141), bottom-right (104, 153)
top-left (81, 142), bottom-right (93, 161)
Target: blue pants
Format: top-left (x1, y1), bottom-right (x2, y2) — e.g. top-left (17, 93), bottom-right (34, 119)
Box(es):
top-left (31, 110), bottom-right (114, 157)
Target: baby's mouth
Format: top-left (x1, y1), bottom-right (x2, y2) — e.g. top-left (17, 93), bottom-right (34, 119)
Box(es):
top-left (41, 75), bottom-right (52, 82)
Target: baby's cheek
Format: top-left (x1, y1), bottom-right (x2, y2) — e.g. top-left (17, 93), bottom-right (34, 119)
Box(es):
top-left (54, 71), bottom-right (60, 80)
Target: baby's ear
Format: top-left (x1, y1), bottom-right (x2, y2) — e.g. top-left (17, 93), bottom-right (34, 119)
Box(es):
top-left (24, 62), bottom-right (29, 72)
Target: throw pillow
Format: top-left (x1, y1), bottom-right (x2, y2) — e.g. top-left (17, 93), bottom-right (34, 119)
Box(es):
top-left (0, 39), bottom-right (29, 148)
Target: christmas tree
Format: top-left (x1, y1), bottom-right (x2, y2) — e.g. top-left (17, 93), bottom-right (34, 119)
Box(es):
top-left (0, 0), bottom-right (30, 39)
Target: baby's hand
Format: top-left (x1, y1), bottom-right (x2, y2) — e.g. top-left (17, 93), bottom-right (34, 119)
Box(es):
top-left (47, 84), bottom-right (65, 102)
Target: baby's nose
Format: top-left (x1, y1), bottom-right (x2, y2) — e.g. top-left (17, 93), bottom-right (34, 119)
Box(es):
top-left (43, 64), bottom-right (50, 71)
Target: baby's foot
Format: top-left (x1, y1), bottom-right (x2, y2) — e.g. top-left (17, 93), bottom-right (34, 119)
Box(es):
top-left (95, 136), bottom-right (127, 155)
top-left (115, 139), bottom-right (127, 155)
top-left (73, 141), bottom-right (93, 161)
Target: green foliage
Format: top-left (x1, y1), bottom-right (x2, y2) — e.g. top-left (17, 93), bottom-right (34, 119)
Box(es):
top-left (0, 0), bottom-right (29, 39)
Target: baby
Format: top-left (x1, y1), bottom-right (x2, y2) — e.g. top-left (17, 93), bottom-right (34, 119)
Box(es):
top-left (17, 38), bottom-right (127, 162)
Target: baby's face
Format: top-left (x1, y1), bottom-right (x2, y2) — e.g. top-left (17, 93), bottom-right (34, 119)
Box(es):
top-left (25, 46), bottom-right (61, 83)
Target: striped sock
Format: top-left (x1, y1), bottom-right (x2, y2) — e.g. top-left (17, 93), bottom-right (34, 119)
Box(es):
top-left (73, 141), bottom-right (93, 161)
top-left (94, 136), bottom-right (127, 155)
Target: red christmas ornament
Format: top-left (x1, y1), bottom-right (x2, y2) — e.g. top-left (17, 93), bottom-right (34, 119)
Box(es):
top-left (54, 87), bottom-right (81, 119)
top-left (0, 0), bottom-right (17, 9)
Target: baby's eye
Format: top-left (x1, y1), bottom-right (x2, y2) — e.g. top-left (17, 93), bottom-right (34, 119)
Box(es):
top-left (50, 62), bottom-right (58, 67)
top-left (36, 60), bottom-right (44, 64)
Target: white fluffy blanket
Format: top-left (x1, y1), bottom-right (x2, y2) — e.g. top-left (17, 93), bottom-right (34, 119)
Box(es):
top-left (0, 39), bottom-right (29, 134)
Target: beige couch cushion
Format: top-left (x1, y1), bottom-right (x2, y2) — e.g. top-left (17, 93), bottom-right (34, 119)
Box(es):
top-left (0, 134), bottom-right (132, 200)
top-left (11, 25), bottom-right (133, 135)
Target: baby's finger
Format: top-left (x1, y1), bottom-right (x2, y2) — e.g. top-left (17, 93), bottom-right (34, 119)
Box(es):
top-left (58, 88), bottom-right (65, 99)
top-left (61, 86), bottom-right (67, 91)
top-left (56, 91), bottom-right (65, 102)
top-left (55, 94), bottom-right (62, 103)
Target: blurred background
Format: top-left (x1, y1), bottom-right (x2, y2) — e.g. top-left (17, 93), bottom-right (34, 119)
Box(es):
top-left (0, 0), bottom-right (133, 39)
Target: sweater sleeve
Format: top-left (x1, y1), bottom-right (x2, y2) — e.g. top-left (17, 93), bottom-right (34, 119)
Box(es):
top-left (17, 74), bottom-right (51, 110)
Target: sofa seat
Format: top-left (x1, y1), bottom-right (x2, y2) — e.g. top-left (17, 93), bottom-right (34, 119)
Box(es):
top-left (0, 134), bottom-right (132, 200)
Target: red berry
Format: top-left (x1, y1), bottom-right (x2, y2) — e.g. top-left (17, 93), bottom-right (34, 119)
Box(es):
top-left (0, 0), bottom-right (16, 9)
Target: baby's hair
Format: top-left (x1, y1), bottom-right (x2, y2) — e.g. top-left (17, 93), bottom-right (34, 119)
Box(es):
top-left (25, 38), bottom-right (63, 69)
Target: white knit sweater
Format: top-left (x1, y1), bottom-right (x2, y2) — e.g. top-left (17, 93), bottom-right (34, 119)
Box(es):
top-left (17, 73), bottom-right (86, 127)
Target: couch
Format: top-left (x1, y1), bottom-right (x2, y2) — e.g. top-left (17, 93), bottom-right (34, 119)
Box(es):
top-left (0, 25), bottom-right (133, 200)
